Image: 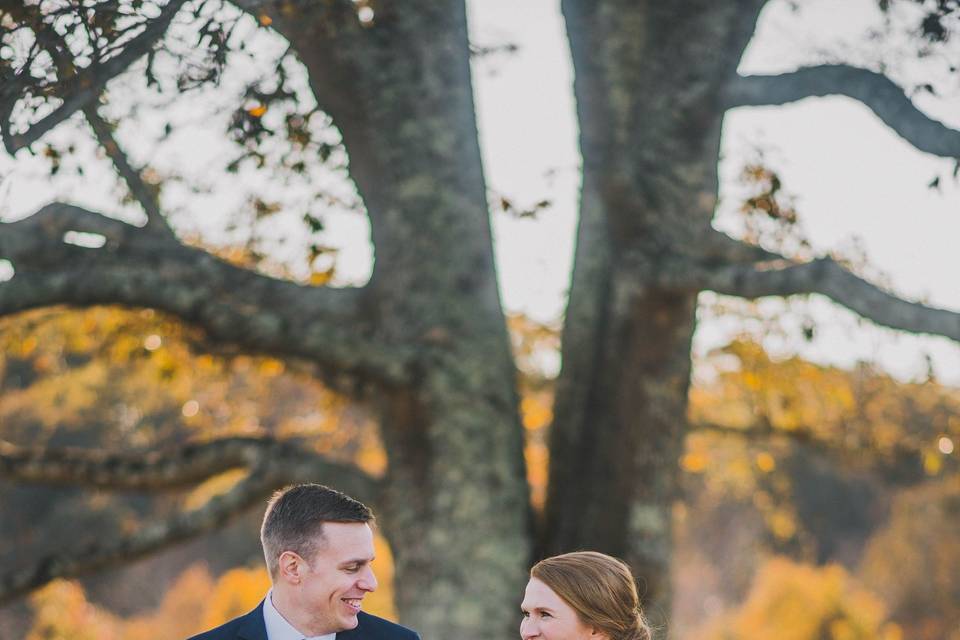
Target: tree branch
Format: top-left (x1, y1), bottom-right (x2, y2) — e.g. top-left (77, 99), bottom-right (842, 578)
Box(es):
top-left (0, 203), bottom-right (414, 387)
top-left (30, 19), bottom-right (176, 238)
top-left (697, 228), bottom-right (782, 265)
top-left (0, 465), bottom-right (277, 606)
top-left (676, 255), bottom-right (960, 341)
top-left (0, 436), bottom-right (379, 501)
top-left (82, 105), bottom-right (176, 237)
top-left (725, 65), bottom-right (960, 158)
top-left (1, 0), bottom-right (188, 154)
top-left (0, 434), bottom-right (382, 604)
top-left (692, 420), bottom-right (825, 450)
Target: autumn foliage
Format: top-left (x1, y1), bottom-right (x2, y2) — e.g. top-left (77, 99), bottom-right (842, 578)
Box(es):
top-left (3, 308), bottom-right (960, 638)
top-left (694, 557), bottom-right (901, 640)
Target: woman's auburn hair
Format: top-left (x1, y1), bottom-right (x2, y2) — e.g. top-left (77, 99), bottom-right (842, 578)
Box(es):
top-left (530, 551), bottom-right (652, 640)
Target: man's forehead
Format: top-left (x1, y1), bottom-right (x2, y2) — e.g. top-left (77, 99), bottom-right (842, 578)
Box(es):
top-left (316, 521), bottom-right (375, 557)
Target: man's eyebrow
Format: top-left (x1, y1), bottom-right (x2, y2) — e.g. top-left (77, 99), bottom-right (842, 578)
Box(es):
top-left (339, 556), bottom-right (375, 565)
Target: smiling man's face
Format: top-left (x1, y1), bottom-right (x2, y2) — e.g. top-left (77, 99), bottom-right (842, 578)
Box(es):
top-left (297, 521), bottom-right (378, 634)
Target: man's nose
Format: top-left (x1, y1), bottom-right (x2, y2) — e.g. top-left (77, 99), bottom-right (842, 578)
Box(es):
top-left (359, 566), bottom-right (378, 592)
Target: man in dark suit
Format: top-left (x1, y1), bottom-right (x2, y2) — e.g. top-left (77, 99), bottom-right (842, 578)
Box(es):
top-left (188, 484), bottom-right (420, 640)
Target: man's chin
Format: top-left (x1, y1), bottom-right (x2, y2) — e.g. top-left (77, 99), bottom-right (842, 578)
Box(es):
top-left (339, 613), bottom-right (360, 630)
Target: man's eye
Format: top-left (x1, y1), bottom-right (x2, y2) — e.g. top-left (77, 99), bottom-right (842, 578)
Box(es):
top-left (344, 565), bottom-right (360, 573)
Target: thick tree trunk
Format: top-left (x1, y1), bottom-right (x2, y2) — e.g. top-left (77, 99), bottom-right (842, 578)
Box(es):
top-left (542, 173), bottom-right (699, 625)
top-left (543, 0), bottom-right (766, 629)
top-left (270, 3), bottom-right (532, 637)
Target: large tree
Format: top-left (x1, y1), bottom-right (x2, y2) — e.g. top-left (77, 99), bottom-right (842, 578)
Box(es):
top-left (2, 0), bottom-right (960, 637)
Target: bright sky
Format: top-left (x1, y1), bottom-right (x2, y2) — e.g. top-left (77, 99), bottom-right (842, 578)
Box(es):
top-left (2, 0), bottom-right (959, 384)
top-left (469, 0), bottom-right (960, 384)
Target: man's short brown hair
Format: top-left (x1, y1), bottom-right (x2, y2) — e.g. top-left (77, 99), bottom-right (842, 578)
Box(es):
top-left (260, 483), bottom-right (374, 579)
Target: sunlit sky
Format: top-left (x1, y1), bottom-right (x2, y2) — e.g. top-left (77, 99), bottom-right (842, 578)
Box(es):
top-left (470, 0), bottom-right (960, 384)
top-left (2, 0), bottom-right (959, 384)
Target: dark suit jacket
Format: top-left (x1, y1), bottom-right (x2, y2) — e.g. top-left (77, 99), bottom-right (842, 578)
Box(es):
top-left (187, 601), bottom-right (420, 640)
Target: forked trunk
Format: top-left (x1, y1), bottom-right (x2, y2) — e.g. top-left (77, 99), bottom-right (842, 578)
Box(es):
top-left (543, 0), bottom-right (766, 630)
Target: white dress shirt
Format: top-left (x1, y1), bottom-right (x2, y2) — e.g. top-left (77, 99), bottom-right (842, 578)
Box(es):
top-left (263, 589), bottom-right (337, 640)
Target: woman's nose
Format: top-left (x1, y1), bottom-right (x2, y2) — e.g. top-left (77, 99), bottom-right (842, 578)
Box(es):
top-left (520, 617), bottom-right (538, 639)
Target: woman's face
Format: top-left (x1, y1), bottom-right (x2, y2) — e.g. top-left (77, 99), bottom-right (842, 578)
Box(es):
top-left (520, 577), bottom-right (604, 640)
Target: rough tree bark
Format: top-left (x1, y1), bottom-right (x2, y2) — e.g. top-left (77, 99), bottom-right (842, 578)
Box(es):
top-left (3, 1), bottom-right (960, 638)
top-left (265, 3), bottom-right (534, 632)
top-left (542, 1), bottom-right (767, 620)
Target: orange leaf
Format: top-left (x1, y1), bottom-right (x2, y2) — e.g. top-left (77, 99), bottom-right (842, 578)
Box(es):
top-left (309, 269), bottom-right (334, 286)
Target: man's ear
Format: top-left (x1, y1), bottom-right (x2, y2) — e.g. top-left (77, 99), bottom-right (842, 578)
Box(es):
top-left (277, 551), bottom-right (306, 585)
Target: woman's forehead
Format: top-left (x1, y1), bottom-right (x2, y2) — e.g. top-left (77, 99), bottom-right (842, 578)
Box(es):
top-left (522, 577), bottom-right (567, 607)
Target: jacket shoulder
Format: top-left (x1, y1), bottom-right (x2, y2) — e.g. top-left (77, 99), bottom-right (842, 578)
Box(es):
top-left (355, 612), bottom-right (420, 639)
top-left (186, 603), bottom-right (265, 640)
top-left (185, 616), bottom-right (243, 640)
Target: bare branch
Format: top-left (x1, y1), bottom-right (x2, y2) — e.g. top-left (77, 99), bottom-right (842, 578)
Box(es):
top-left (0, 204), bottom-right (414, 387)
top-left (82, 106), bottom-right (176, 237)
top-left (0, 434), bottom-right (381, 604)
top-left (0, 202), bottom-right (135, 254)
top-left (692, 420), bottom-right (825, 449)
top-left (697, 228), bottom-right (782, 265)
top-left (30, 21), bottom-right (176, 237)
top-left (1, 0), bottom-right (188, 154)
top-left (678, 256), bottom-right (960, 341)
top-left (0, 465), bottom-right (277, 606)
top-left (725, 65), bottom-right (960, 158)
top-left (0, 436), bottom-right (379, 500)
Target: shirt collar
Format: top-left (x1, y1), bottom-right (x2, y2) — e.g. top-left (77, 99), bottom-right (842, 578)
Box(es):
top-left (263, 589), bottom-right (337, 640)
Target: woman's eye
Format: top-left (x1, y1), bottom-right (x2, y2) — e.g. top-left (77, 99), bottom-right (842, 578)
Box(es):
top-left (521, 611), bottom-right (530, 618)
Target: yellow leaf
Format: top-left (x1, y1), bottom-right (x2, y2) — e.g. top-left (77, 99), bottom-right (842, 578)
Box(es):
top-left (183, 469), bottom-right (247, 511)
top-left (680, 452), bottom-right (709, 473)
top-left (259, 359), bottom-right (285, 376)
top-left (525, 441), bottom-right (549, 510)
top-left (20, 335), bottom-right (38, 356)
top-left (923, 450), bottom-right (942, 475)
top-left (755, 452), bottom-right (776, 473)
top-left (521, 395), bottom-right (552, 431)
top-left (768, 508), bottom-right (796, 540)
top-left (202, 566), bottom-right (269, 630)
top-left (309, 268), bottom-right (334, 286)
top-left (357, 445), bottom-right (387, 476)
